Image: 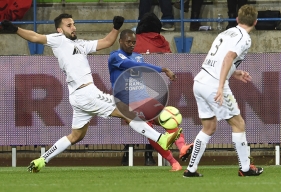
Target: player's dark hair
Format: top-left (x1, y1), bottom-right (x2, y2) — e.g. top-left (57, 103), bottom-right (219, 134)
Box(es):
top-left (120, 29), bottom-right (135, 40)
top-left (54, 13), bottom-right (73, 30)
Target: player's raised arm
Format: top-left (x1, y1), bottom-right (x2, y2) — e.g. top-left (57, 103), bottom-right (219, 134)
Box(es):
top-left (1, 20), bottom-right (47, 44)
top-left (96, 16), bottom-right (124, 51)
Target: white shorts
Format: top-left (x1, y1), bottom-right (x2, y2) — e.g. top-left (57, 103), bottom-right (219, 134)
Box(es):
top-left (69, 83), bottom-right (116, 129)
top-left (193, 81), bottom-right (240, 121)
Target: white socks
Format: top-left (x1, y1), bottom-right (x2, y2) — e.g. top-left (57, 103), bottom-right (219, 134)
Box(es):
top-left (188, 131), bottom-right (211, 172)
top-left (41, 136), bottom-right (71, 163)
top-left (129, 117), bottom-right (161, 142)
top-left (232, 132), bottom-right (250, 172)
top-left (40, 117), bottom-right (162, 164)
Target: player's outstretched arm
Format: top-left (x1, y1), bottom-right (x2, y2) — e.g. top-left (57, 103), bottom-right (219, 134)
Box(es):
top-left (118, 59), bottom-right (176, 81)
top-left (162, 68), bottom-right (176, 81)
top-left (1, 20), bottom-right (47, 44)
top-left (17, 28), bottom-right (47, 44)
top-left (96, 16), bottom-right (124, 51)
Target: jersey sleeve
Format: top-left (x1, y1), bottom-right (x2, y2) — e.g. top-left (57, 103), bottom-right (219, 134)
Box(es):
top-left (109, 52), bottom-right (162, 72)
top-left (46, 33), bottom-right (64, 48)
top-left (229, 36), bottom-right (251, 57)
top-left (109, 52), bottom-right (128, 69)
top-left (83, 40), bottom-right (98, 54)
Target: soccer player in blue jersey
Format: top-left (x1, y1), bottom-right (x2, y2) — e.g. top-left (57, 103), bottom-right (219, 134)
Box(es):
top-left (108, 29), bottom-right (193, 171)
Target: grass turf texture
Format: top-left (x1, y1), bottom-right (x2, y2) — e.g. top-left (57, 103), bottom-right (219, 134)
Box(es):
top-left (0, 166), bottom-right (280, 192)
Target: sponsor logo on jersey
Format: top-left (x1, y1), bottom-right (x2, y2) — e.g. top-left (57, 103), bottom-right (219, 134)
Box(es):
top-left (73, 46), bottom-right (82, 55)
top-left (125, 78), bottom-right (145, 91)
top-left (118, 53), bottom-right (127, 59)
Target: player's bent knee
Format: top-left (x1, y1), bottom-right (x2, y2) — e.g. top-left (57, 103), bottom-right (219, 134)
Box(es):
top-left (68, 128), bottom-right (87, 144)
top-left (112, 102), bottom-right (136, 120)
top-left (68, 133), bottom-right (85, 144)
top-left (227, 115), bottom-right (246, 132)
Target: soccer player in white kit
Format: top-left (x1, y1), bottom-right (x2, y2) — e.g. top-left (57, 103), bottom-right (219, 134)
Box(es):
top-left (1, 14), bottom-right (182, 173)
top-left (183, 5), bottom-right (263, 177)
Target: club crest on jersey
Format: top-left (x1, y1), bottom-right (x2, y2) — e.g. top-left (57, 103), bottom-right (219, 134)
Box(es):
top-left (135, 56), bottom-right (142, 62)
top-left (118, 53), bottom-right (127, 59)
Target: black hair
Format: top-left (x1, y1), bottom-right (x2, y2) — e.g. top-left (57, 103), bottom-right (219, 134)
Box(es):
top-left (119, 29), bottom-right (135, 40)
top-left (136, 12), bottom-right (162, 34)
top-left (54, 13), bottom-right (73, 30)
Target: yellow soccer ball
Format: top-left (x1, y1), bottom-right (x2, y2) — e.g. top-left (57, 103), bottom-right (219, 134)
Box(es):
top-left (158, 106), bottom-right (182, 129)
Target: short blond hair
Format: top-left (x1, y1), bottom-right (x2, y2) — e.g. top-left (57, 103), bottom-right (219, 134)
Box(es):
top-left (238, 5), bottom-right (258, 27)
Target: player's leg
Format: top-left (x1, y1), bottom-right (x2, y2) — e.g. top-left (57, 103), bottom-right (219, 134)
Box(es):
top-left (132, 98), bottom-right (193, 161)
top-left (27, 122), bottom-right (90, 173)
top-left (158, 115), bottom-right (194, 162)
top-left (118, 121), bottom-right (176, 169)
top-left (227, 114), bottom-right (263, 176)
top-left (146, 122), bottom-right (181, 171)
top-left (131, 99), bottom-right (183, 170)
top-left (220, 91), bottom-right (262, 176)
top-left (147, 138), bottom-right (182, 171)
top-left (28, 84), bottom-right (98, 173)
top-left (163, 127), bottom-right (193, 161)
top-left (118, 119), bottom-right (174, 168)
top-left (183, 82), bottom-right (217, 177)
top-left (130, 98), bottom-right (190, 152)
top-left (154, 112), bottom-right (185, 148)
top-left (183, 117), bottom-right (215, 177)
top-left (28, 99), bottom-right (92, 173)
top-left (111, 102), bottom-right (182, 150)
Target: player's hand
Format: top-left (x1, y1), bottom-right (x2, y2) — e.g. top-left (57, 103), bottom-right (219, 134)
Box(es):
top-left (113, 16), bottom-right (124, 30)
top-left (1, 20), bottom-right (18, 33)
top-left (233, 70), bottom-right (252, 83)
top-left (214, 88), bottom-right (223, 106)
top-left (162, 68), bottom-right (176, 81)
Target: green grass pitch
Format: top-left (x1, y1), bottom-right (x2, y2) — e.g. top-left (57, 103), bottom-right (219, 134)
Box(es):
top-left (0, 165), bottom-right (280, 192)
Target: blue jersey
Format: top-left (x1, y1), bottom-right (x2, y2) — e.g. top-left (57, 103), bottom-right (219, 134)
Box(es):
top-left (108, 49), bottom-right (161, 104)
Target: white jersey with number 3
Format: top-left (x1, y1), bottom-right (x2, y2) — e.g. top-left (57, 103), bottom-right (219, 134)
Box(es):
top-left (194, 26), bottom-right (251, 87)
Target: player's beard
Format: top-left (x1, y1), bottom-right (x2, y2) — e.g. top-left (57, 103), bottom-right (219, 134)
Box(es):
top-left (70, 35), bottom-right (77, 40)
top-left (65, 32), bottom-right (77, 40)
